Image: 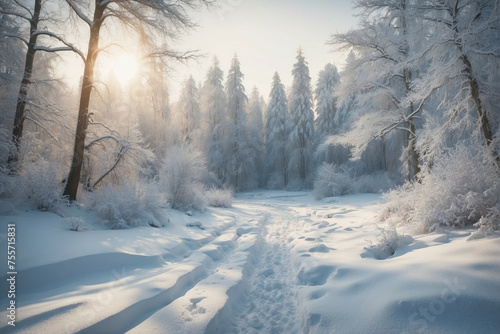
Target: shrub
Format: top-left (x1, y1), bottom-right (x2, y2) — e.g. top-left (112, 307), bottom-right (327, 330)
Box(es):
top-left (88, 180), bottom-right (166, 229)
top-left (0, 164), bottom-right (15, 198)
top-left (381, 145), bottom-right (500, 234)
top-left (21, 158), bottom-right (68, 213)
top-left (365, 227), bottom-right (413, 260)
top-left (64, 217), bottom-right (89, 231)
top-left (206, 188), bottom-right (233, 208)
top-left (313, 163), bottom-right (352, 199)
top-left (474, 207), bottom-right (500, 233)
top-left (352, 171), bottom-right (395, 194)
top-left (159, 145), bottom-right (207, 211)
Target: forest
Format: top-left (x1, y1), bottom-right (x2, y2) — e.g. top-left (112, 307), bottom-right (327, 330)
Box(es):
top-left (0, 0), bottom-right (499, 234)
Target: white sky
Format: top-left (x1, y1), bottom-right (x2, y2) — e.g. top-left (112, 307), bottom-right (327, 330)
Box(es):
top-left (170, 0), bottom-right (359, 101)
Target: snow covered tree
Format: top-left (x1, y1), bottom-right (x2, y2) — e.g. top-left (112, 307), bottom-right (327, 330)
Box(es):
top-left (409, 0), bottom-right (500, 168)
top-left (331, 0), bottom-right (424, 181)
top-left (287, 49), bottom-right (315, 186)
top-left (0, 11), bottom-right (24, 140)
top-left (315, 54), bottom-right (357, 169)
top-left (247, 87), bottom-right (265, 188)
top-left (224, 55), bottom-right (254, 191)
top-left (175, 75), bottom-right (200, 145)
top-left (1, 0), bottom-right (84, 167)
top-left (143, 58), bottom-right (174, 152)
top-left (159, 145), bottom-right (206, 211)
top-left (63, 0), bottom-right (212, 201)
top-left (314, 63), bottom-right (340, 147)
top-left (200, 57), bottom-right (227, 184)
top-left (265, 72), bottom-right (289, 189)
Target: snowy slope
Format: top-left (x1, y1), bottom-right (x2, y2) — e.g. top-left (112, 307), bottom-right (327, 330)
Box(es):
top-left (0, 191), bottom-right (499, 333)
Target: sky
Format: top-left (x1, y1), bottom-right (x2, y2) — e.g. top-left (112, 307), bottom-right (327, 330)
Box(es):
top-left (169, 0), bottom-right (359, 100)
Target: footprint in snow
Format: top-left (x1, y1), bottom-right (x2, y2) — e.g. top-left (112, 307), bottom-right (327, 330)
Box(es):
top-left (297, 265), bottom-right (336, 286)
top-left (261, 268), bottom-right (275, 277)
top-left (308, 244), bottom-right (333, 253)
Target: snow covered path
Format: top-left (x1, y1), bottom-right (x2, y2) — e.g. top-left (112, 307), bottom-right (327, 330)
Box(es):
top-left (231, 210), bottom-right (301, 333)
top-left (128, 196), bottom-right (307, 334)
top-left (1, 191), bottom-right (500, 333)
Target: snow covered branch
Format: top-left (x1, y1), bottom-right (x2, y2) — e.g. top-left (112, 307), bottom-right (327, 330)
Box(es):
top-left (32, 30), bottom-right (86, 62)
top-left (64, 0), bottom-right (93, 27)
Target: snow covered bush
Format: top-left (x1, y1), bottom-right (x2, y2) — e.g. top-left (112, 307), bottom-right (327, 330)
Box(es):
top-left (381, 145), bottom-right (500, 234)
top-left (206, 188), bottom-right (233, 208)
top-left (474, 207), bottom-right (500, 233)
top-left (365, 227), bottom-right (413, 260)
top-left (313, 163), bottom-right (352, 199)
top-left (21, 158), bottom-right (68, 213)
top-left (0, 164), bottom-right (15, 198)
top-left (88, 180), bottom-right (165, 229)
top-left (159, 145), bottom-right (207, 211)
top-left (352, 172), bottom-right (395, 194)
top-left (64, 217), bottom-right (89, 231)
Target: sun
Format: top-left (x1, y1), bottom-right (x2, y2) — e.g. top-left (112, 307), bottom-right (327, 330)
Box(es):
top-left (111, 54), bottom-right (139, 86)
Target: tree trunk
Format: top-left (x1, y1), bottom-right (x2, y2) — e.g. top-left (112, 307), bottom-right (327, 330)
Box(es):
top-left (460, 54), bottom-right (499, 166)
top-left (283, 149), bottom-right (288, 187)
top-left (408, 116), bottom-right (421, 182)
top-left (299, 134), bottom-right (306, 181)
top-left (403, 68), bottom-right (421, 182)
top-left (8, 0), bottom-right (42, 168)
top-left (63, 7), bottom-right (104, 201)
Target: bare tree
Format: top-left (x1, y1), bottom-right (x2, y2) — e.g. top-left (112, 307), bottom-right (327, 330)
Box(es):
top-left (63, 0), bottom-right (213, 201)
top-left (1, 0), bottom-right (84, 167)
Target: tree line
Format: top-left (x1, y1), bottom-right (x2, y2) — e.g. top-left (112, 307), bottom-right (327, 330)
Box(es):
top-left (0, 0), bottom-right (498, 232)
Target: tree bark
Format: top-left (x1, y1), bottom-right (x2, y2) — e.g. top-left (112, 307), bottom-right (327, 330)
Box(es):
top-left (460, 54), bottom-right (499, 166)
top-left (402, 68), bottom-right (421, 182)
top-left (8, 0), bottom-right (42, 168)
top-left (63, 5), bottom-right (105, 201)
top-left (408, 116), bottom-right (421, 182)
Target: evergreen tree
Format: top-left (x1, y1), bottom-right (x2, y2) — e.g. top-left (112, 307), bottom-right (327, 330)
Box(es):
top-left (265, 72), bottom-right (289, 188)
top-left (288, 49), bottom-right (315, 186)
top-left (176, 75), bottom-right (200, 145)
top-left (314, 63), bottom-right (340, 145)
top-left (225, 55), bottom-right (254, 190)
top-left (200, 57), bottom-right (227, 184)
top-left (247, 87), bottom-right (265, 188)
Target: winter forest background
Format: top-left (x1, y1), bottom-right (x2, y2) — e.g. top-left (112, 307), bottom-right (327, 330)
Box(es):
top-left (0, 0), bottom-right (499, 233)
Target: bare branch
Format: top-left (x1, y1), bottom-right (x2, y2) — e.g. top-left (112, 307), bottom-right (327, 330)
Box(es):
top-left (3, 34), bottom-right (29, 46)
top-left (0, 9), bottom-right (30, 21)
top-left (64, 0), bottom-right (92, 27)
top-left (92, 146), bottom-right (128, 189)
top-left (88, 121), bottom-right (121, 137)
top-left (92, 42), bottom-right (122, 58)
top-left (24, 115), bottom-right (58, 141)
top-left (32, 30), bottom-right (86, 62)
top-left (141, 49), bottom-right (201, 61)
top-left (13, 0), bottom-right (32, 17)
top-left (85, 135), bottom-right (141, 150)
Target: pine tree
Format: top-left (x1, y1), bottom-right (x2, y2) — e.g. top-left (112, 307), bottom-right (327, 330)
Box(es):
top-left (265, 72), bottom-right (289, 188)
top-left (247, 87), bottom-right (265, 187)
top-left (225, 55), bottom-right (254, 190)
top-left (176, 75), bottom-right (200, 145)
top-left (315, 63), bottom-right (340, 145)
top-left (200, 57), bottom-right (227, 184)
top-left (288, 49), bottom-right (315, 186)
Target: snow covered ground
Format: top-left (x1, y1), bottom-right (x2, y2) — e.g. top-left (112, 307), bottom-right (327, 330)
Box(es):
top-left (0, 191), bottom-right (499, 333)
